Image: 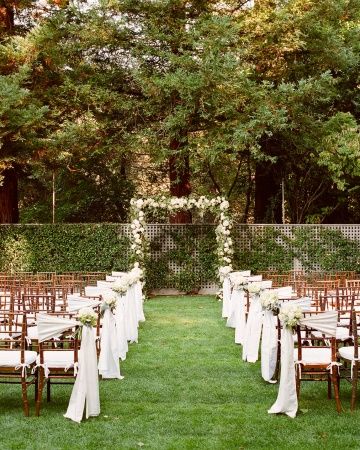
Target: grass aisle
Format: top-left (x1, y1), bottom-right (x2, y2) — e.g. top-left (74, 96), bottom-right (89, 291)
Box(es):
top-left (1, 296), bottom-right (360, 449)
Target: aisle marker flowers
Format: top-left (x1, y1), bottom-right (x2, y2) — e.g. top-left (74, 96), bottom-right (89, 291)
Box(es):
top-left (260, 291), bottom-right (280, 313)
top-left (279, 303), bottom-right (303, 330)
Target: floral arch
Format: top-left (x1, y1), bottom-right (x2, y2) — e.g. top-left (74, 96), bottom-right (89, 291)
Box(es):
top-left (129, 196), bottom-right (234, 285)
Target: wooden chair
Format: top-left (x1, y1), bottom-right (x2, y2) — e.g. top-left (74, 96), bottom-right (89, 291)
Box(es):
top-left (0, 312), bottom-right (37, 416)
top-left (35, 313), bottom-right (80, 416)
top-left (338, 310), bottom-right (360, 410)
top-left (294, 314), bottom-right (342, 413)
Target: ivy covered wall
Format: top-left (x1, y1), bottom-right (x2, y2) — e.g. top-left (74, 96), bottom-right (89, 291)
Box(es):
top-left (0, 224), bottom-right (359, 292)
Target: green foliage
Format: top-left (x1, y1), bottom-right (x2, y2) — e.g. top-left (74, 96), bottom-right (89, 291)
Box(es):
top-left (145, 226), bottom-right (218, 293)
top-left (0, 224), bottom-right (131, 272)
top-left (233, 227), bottom-right (294, 273)
top-left (0, 224), bottom-right (359, 286)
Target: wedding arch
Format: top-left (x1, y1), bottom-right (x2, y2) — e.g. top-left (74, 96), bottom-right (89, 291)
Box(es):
top-left (129, 196), bottom-right (234, 285)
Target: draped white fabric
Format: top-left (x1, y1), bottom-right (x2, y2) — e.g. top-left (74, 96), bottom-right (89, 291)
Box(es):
top-left (67, 297), bottom-right (101, 313)
top-left (261, 310), bottom-right (278, 382)
top-left (125, 284), bottom-right (139, 343)
top-left (226, 271), bottom-right (251, 328)
top-left (268, 326), bottom-right (298, 418)
top-left (85, 286), bottom-right (112, 297)
top-left (37, 314), bottom-right (78, 343)
top-left (98, 308), bottom-right (122, 379)
top-left (36, 314), bottom-right (100, 423)
top-left (242, 293), bottom-right (263, 363)
top-left (115, 293), bottom-right (128, 360)
top-left (226, 287), bottom-right (245, 328)
top-left (233, 289), bottom-right (246, 344)
top-left (222, 276), bottom-right (231, 319)
top-left (135, 281), bottom-right (145, 323)
top-left (268, 310), bottom-right (338, 418)
top-left (64, 325), bottom-right (100, 423)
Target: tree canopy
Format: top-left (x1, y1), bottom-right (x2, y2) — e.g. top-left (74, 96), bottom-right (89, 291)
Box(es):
top-left (1, 0), bottom-right (360, 223)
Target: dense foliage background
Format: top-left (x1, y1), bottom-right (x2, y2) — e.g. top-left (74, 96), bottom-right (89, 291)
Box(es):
top-left (1, 223), bottom-right (358, 292)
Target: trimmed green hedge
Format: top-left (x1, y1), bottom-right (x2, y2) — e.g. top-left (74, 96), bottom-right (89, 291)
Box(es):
top-left (0, 224), bottom-right (131, 273)
top-left (0, 224), bottom-right (359, 292)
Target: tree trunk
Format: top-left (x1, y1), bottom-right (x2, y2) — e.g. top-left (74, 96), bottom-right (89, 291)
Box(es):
top-left (254, 162), bottom-right (282, 223)
top-left (0, 168), bottom-right (19, 223)
top-left (169, 137), bottom-right (192, 223)
top-left (0, 6), bottom-right (18, 223)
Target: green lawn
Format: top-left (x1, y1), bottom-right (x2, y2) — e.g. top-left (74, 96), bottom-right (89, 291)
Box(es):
top-left (1, 296), bottom-right (360, 449)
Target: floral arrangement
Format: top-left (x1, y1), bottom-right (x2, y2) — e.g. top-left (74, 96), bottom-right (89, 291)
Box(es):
top-left (100, 293), bottom-right (117, 316)
top-left (112, 276), bottom-right (130, 295)
top-left (231, 274), bottom-right (248, 290)
top-left (129, 196), bottom-right (233, 282)
top-left (246, 282), bottom-right (264, 295)
top-left (78, 307), bottom-right (97, 328)
top-left (260, 291), bottom-right (280, 313)
top-left (279, 303), bottom-right (303, 330)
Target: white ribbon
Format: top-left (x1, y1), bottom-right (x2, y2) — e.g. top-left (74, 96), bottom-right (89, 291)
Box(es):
top-left (98, 309), bottom-right (123, 379)
top-left (327, 361), bottom-right (342, 375)
top-left (64, 326), bottom-right (100, 423)
top-left (242, 293), bottom-right (263, 363)
top-left (15, 363), bottom-right (31, 378)
top-left (33, 363), bottom-right (50, 378)
top-left (222, 276), bottom-right (231, 319)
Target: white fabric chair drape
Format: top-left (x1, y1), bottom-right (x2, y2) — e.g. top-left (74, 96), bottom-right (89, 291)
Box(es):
top-left (37, 314), bottom-right (100, 423)
top-left (268, 310), bottom-right (338, 418)
top-left (64, 325), bottom-right (100, 423)
top-left (242, 293), bottom-right (263, 362)
top-left (98, 308), bottom-right (123, 379)
top-left (115, 293), bottom-right (128, 360)
top-left (261, 310), bottom-right (278, 382)
top-left (125, 284), bottom-right (139, 343)
top-left (67, 297), bottom-right (101, 313)
top-left (222, 276), bottom-right (232, 319)
top-left (135, 281), bottom-right (145, 323)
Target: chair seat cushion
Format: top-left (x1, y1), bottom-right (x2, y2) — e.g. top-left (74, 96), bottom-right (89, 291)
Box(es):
top-left (0, 350), bottom-right (37, 367)
top-left (312, 327), bottom-right (350, 341)
top-left (294, 347), bottom-right (332, 365)
top-left (37, 351), bottom-right (75, 368)
top-left (338, 346), bottom-right (359, 361)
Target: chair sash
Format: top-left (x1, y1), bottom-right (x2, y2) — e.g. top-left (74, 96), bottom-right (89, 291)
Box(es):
top-left (37, 314), bottom-right (100, 423)
top-left (261, 310), bottom-right (278, 383)
top-left (268, 310), bottom-right (338, 418)
top-left (242, 293), bottom-right (263, 362)
top-left (98, 308), bottom-right (122, 379)
top-left (67, 297), bottom-right (101, 313)
top-left (135, 281), bottom-right (145, 323)
top-left (222, 276), bottom-right (231, 319)
top-left (115, 293), bottom-right (128, 360)
top-left (64, 325), bottom-right (100, 423)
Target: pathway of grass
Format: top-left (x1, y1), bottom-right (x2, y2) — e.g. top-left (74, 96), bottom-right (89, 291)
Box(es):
top-left (1, 296), bottom-right (360, 449)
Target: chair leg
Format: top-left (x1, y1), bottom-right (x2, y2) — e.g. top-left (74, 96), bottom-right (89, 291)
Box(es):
top-left (47, 378), bottom-right (51, 402)
top-left (327, 373), bottom-right (332, 399)
top-left (36, 368), bottom-right (45, 416)
top-left (296, 365), bottom-right (301, 399)
top-left (331, 369), bottom-right (342, 413)
top-left (21, 374), bottom-right (30, 417)
top-left (351, 362), bottom-right (358, 411)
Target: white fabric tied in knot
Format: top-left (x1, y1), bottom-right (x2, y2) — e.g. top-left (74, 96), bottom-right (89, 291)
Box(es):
top-left (327, 361), bottom-right (342, 375)
top-left (65, 361), bottom-right (79, 377)
top-left (25, 336), bottom-right (32, 346)
top-left (268, 310), bottom-right (338, 418)
top-left (15, 363), bottom-right (30, 378)
top-left (33, 363), bottom-right (50, 378)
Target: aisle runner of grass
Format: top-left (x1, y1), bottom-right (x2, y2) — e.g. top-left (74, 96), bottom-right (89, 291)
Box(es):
top-left (1, 296), bottom-right (360, 449)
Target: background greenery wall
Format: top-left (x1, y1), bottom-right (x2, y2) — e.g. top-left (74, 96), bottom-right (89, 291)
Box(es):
top-left (0, 224), bottom-right (359, 292)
